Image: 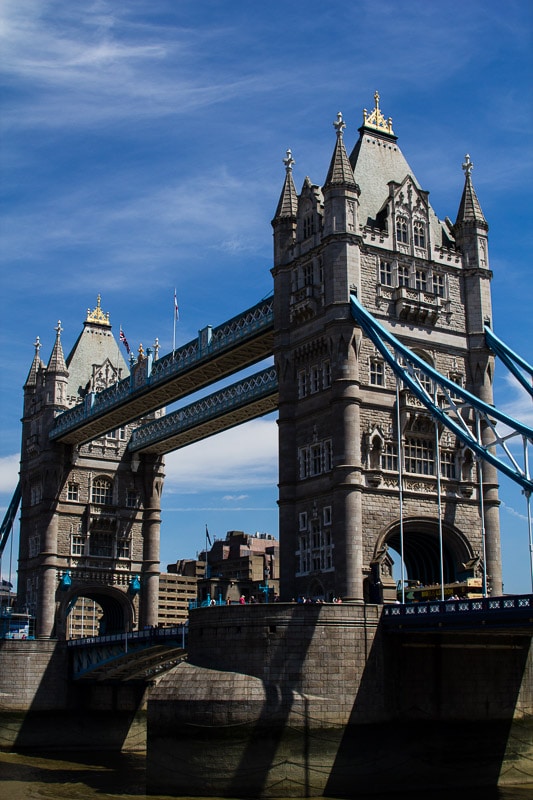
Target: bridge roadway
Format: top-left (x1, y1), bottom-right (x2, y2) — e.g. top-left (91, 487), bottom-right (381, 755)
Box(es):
top-left (50, 297), bottom-right (274, 446)
top-left (67, 595), bottom-right (532, 683)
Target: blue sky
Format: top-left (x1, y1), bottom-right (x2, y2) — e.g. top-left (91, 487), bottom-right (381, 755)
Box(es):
top-left (1, 0), bottom-right (532, 593)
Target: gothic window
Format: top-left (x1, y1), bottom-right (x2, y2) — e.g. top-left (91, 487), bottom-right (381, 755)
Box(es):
top-left (370, 360), bottom-right (385, 386)
top-left (396, 217), bottom-right (409, 244)
top-left (299, 512), bottom-right (308, 531)
top-left (90, 531), bottom-right (114, 558)
top-left (379, 260), bottom-right (392, 286)
top-left (71, 535), bottom-right (85, 556)
top-left (433, 274), bottom-right (445, 297)
top-left (382, 442), bottom-right (398, 471)
top-left (67, 482), bottom-right (79, 502)
top-left (413, 221), bottom-right (426, 248)
top-left (404, 438), bottom-right (434, 475)
top-left (117, 538), bottom-right (130, 559)
top-left (440, 450), bottom-right (456, 479)
top-left (322, 360), bottom-right (331, 388)
top-left (415, 269), bottom-right (427, 291)
top-left (303, 263), bottom-right (314, 285)
top-left (303, 215), bottom-right (314, 239)
top-left (397, 265), bottom-right (410, 287)
top-left (311, 444), bottom-right (322, 475)
top-left (298, 370), bottom-right (308, 399)
top-left (310, 365), bottom-right (320, 393)
top-left (91, 477), bottom-right (113, 505)
top-left (126, 489), bottom-right (139, 508)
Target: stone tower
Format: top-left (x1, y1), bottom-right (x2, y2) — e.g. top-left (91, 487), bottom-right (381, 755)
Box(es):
top-left (272, 94), bottom-right (501, 603)
top-left (18, 297), bottom-right (164, 638)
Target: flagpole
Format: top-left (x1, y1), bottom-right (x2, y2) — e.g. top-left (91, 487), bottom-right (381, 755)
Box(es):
top-left (173, 289), bottom-right (177, 352)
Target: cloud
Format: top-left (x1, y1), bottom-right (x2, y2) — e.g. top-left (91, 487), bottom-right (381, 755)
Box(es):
top-left (0, 453), bottom-right (20, 493)
top-left (500, 500), bottom-right (528, 524)
top-left (164, 417), bottom-right (277, 493)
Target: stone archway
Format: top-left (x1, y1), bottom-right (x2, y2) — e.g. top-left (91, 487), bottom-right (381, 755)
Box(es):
top-left (371, 517), bottom-right (476, 601)
top-left (56, 584), bottom-right (136, 640)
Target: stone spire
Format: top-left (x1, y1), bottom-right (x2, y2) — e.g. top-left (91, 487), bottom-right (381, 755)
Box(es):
top-left (324, 112), bottom-right (357, 187)
top-left (47, 321), bottom-right (68, 375)
top-left (455, 154), bottom-right (488, 229)
top-left (24, 336), bottom-right (43, 389)
top-left (274, 149), bottom-right (298, 218)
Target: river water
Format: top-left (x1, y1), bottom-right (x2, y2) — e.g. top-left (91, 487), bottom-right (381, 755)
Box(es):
top-left (0, 750), bottom-right (531, 800)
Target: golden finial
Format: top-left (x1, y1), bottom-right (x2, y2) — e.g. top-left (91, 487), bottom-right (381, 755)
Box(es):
top-left (85, 294), bottom-right (111, 327)
top-left (138, 343), bottom-right (145, 361)
top-left (362, 91), bottom-right (394, 135)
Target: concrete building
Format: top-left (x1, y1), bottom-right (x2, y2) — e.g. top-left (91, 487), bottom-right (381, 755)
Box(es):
top-left (271, 93), bottom-right (500, 603)
top-left (158, 559), bottom-right (205, 626)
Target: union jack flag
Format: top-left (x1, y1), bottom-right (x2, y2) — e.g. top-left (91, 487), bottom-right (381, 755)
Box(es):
top-left (119, 327), bottom-right (130, 354)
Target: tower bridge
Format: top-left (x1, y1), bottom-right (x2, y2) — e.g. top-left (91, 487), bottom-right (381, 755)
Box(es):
top-left (2, 94), bottom-right (532, 644)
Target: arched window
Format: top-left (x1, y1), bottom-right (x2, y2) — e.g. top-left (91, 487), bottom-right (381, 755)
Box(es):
top-left (396, 217), bottom-right (409, 244)
top-left (91, 477), bottom-right (113, 505)
top-left (413, 221), bottom-right (426, 248)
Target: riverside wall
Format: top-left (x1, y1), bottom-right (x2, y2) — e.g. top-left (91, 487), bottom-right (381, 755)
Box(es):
top-left (0, 639), bottom-right (147, 751)
top-left (147, 603), bottom-right (533, 797)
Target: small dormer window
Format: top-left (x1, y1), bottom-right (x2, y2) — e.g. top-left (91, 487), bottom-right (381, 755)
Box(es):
top-left (396, 217), bottom-right (408, 244)
top-left (413, 221), bottom-right (426, 248)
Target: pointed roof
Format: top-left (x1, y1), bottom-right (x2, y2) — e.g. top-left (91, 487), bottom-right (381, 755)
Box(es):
top-left (24, 336), bottom-right (44, 388)
top-left (324, 112), bottom-right (357, 188)
top-left (274, 149), bottom-right (298, 218)
top-left (455, 154), bottom-right (488, 228)
top-left (47, 321), bottom-right (68, 375)
top-left (65, 295), bottom-right (129, 402)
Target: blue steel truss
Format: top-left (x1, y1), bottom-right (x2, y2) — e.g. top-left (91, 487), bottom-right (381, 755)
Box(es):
top-left (0, 482), bottom-right (20, 559)
top-left (485, 325), bottom-right (533, 400)
top-left (350, 292), bottom-right (533, 494)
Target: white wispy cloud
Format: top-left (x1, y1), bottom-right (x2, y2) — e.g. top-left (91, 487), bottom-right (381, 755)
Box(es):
top-left (164, 417), bottom-right (277, 493)
top-left (0, 454), bottom-right (20, 493)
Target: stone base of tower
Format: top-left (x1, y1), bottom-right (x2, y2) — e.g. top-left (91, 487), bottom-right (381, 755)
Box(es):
top-left (146, 604), bottom-right (533, 797)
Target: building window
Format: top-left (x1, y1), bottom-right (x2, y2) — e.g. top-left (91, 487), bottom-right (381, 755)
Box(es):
top-left (382, 442), bottom-right (398, 471)
top-left (29, 535), bottom-right (40, 558)
top-left (126, 489), bottom-right (138, 508)
top-left (118, 427), bottom-right (127, 441)
top-left (71, 535), bottom-right (85, 556)
top-left (117, 538), bottom-right (130, 559)
top-left (415, 269), bottom-right (427, 291)
top-left (303, 215), bottom-right (314, 239)
top-left (397, 265), bottom-right (410, 287)
top-left (413, 221), bottom-right (426, 248)
top-left (30, 482), bottom-right (42, 506)
top-left (379, 260), bottom-right (392, 286)
top-left (370, 360), bottom-right (385, 386)
top-left (90, 531), bottom-right (114, 558)
top-left (298, 439), bottom-right (333, 479)
top-left (299, 512), bottom-right (308, 531)
top-left (67, 483), bottom-right (79, 502)
top-left (322, 360), bottom-right (331, 388)
top-left (433, 274), bottom-right (445, 297)
top-left (404, 438), bottom-right (434, 475)
top-left (323, 506), bottom-right (332, 526)
top-left (91, 477), bottom-right (113, 505)
top-left (298, 370), bottom-right (308, 399)
top-left (440, 450), bottom-right (456, 480)
top-left (303, 262), bottom-right (314, 285)
top-left (310, 365), bottom-right (320, 393)
top-left (396, 217), bottom-right (409, 244)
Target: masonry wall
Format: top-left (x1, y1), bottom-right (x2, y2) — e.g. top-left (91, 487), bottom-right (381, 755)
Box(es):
top-left (147, 604), bottom-right (533, 797)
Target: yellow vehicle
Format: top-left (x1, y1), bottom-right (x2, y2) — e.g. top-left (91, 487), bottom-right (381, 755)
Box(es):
top-left (397, 578), bottom-right (483, 602)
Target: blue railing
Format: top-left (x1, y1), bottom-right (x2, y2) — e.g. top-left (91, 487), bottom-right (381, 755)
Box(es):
top-left (382, 594), bottom-right (532, 627)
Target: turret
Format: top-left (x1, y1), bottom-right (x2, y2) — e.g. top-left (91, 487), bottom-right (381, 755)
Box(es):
top-left (322, 112), bottom-right (360, 238)
top-left (272, 149), bottom-right (298, 266)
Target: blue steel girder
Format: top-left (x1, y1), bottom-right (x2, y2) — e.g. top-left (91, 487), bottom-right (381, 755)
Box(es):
top-left (350, 293), bottom-right (533, 493)
top-left (0, 482), bottom-right (21, 558)
top-left (129, 366), bottom-right (278, 454)
top-left (485, 325), bottom-right (533, 400)
top-left (50, 298), bottom-right (274, 446)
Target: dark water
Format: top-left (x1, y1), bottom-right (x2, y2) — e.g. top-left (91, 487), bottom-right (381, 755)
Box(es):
top-left (0, 750), bottom-right (532, 800)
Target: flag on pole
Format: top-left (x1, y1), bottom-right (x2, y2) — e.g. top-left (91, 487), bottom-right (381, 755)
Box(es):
top-left (205, 525), bottom-right (212, 546)
top-left (119, 327), bottom-right (130, 354)
top-left (174, 290), bottom-right (179, 321)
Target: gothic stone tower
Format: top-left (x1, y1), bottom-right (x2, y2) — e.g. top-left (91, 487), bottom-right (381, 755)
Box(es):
top-left (272, 94), bottom-right (501, 603)
top-left (18, 297), bottom-right (164, 638)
